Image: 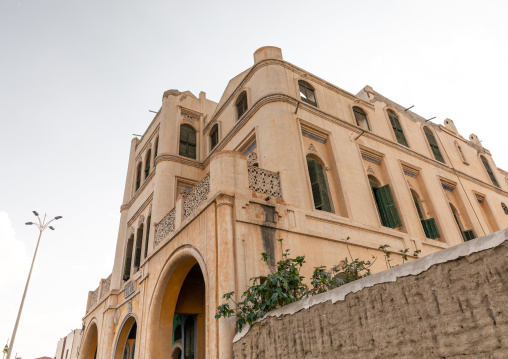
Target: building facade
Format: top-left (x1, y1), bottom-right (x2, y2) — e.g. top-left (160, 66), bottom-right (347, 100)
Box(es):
top-left (78, 46), bottom-right (508, 359)
top-left (54, 329), bottom-right (81, 359)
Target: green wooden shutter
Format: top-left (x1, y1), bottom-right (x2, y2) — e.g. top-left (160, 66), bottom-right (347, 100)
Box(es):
top-left (124, 237), bottom-right (134, 280)
top-left (374, 185), bottom-right (402, 228)
top-left (307, 158), bottom-right (332, 212)
top-left (424, 128), bottom-right (445, 163)
top-left (421, 218), bottom-right (440, 239)
top-left (412, 193), bottom-right (424, 220)
top-left (388, 112), bottom-right (408, 147)
top-left (481, 156), bottom-right (499, 187)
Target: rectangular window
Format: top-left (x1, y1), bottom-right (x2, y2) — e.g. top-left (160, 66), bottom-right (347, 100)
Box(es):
top-left (462, 229), bottom-right (476, 241)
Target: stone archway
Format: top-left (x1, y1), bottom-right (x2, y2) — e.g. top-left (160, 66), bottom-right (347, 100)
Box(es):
top-left (80, 320), bottom-right (99, 359)
top-left (146, 246), bottom-right (209, 359)
top-left (112, 315), bottom-right (138, 359)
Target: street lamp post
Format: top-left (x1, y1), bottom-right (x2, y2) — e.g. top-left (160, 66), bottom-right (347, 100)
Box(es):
top-left (6, 211), bottom-right (62, 359)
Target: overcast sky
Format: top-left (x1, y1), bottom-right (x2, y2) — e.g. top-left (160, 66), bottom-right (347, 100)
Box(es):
top-left (1, 0), bottom-right (507, 357)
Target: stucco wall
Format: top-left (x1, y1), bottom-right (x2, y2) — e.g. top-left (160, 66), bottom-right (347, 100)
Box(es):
top-left (233, 229), bottom-right (508, 358)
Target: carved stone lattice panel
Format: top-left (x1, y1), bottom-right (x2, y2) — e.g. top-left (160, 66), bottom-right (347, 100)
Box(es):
top-left (124, 281), bottom-right (135, 299)
top-left (184, 173), bottom-right (210, 218)
top-left (248, 166), bottom-right (282, 198)
top-left (247, 152), bottom-right (258, 165)
top-left (155, 207), bottom-right (176, 246)
top-left (101, 274), bottom-right (112, 299)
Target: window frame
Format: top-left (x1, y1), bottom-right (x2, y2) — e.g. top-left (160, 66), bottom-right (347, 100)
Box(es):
top-left (480, 155), bottom-right (500, 187)
top-left (209, 123), bottom-right (219, 151)
top-left (423, 126), bottom-right (445, 164)
top-left (352, 106), bottom-right (370, 131)
top-left (298, 80), bottom-right (318, 107)
top-left (144, 149), bottom-right (151, 180)
top-left (306, 155), bottom-right (333, 213)
top-left (386, 109), bottom-right (409, 147)
top-left (179, 124), bottom-right (197, 160)
top-left (235, 91), bottom-right (248, 120)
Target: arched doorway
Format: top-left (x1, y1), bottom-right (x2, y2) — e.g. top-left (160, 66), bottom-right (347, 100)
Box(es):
top-left (80, 321), bottom-right (98, 359)
top-left (113, 316), bottom-right (138, 359)
top-left (147, 248), bottom-right (207, 359)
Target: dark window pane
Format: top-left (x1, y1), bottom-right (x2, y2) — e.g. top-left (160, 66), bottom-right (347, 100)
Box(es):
top-left (210, 125), bottom-right (219, 150)
top-left (388, 111), bottom-right (408, 147)
top-left (179, 125), bottom-right (197, 159)
top-left (353, 106), bottom-right (370, 130)
top-left (236, 92), bottom-right (248, 119)
top-left (481, 156), bottom-right (499, 187)
top-left (299, 81), bottom-right (317, 106)
top-left (307, 157), bottom-right (331, 212)
top-left (424, 127), bottom-right (445, 163)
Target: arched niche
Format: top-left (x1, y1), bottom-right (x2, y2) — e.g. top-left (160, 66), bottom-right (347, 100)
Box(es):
top-left (112, 315), bottom-right (138, 359)
top-left (146, 246), bottom-right (208, 359)
top-left (80, 320), bottom-right (99, 359)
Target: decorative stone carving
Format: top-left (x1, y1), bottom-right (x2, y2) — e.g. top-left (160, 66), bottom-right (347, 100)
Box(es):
top-left (155, 207), bottom-right (176, 246)
top-left (128, 301), bottom-right (132, 313)
top-left (138, 215), bottom-right (145, 227)
top-left (101, 274), bottom-right (112, 299)
top-left (367, 166), bottom-right (375, 175)
top-left (247, 152), bottom-right (258, 165)
top-left (124, 281), bottom-right (135, 299)
top-left (148, 204), bottom-right (152, 216)
top-left (308, 144), bottom-right (317, 153)
top-left (129, 227), bottom-right (135, 235)
top-left (407, 180), bottom-right (414, 188)
top-left (182, 112), bottom-right (200, 124)
top-left (248, 166), bottom-right (282, 198)
top-left (184, 173), bottom-right (210, 218)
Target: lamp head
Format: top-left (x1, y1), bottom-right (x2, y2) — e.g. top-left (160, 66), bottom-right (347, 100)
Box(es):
top-left (49, 226), bottom-right (55, 230)
top-left (25, 222), bottom-right (33, 225)
top-left (33, 211), bottom-right (39, 216)
top-left (54, 216), bottom-right (63, 220)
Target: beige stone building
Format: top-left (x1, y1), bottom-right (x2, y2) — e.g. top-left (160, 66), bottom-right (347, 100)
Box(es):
top-left (78, 46), bottom-right (508, 359)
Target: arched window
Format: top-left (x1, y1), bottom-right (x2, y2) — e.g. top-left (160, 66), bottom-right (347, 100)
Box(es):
top-left (144, 149), bottom-right (151, 179)
top-left (424, 127), bottom-right (445, 163)
top-left (387, 110), bottom-right (408, 146)
top-left (154, 136), bottom-right (159, 160)
top-left (480, 155), bottom-right (499, 187)
top-left (369, 175), bottom-right (402, 228)
top-left (135, 162), bottom-right (142, 191)
top-left (502, 202), bottom-right (508, 215)
top-left (210, 124), bottom-right (219, 150)
top-left (179, 125), bottom-right (197, 159)
top-left (123, 235), bottom-right (134, 281)
top-left (236, 91), bottom-right (248, 119)
top-left (412, 190), bottom-right (440, 239)
top-left (298, 80), bottom-right (317, 106)
top-left (133, 225), bottom-right (143, 270)
top-left (455, 142), bottom-right (467, 163)
top-left (353, 106), bottom-right (370, 131)
top-left (144, 215), bottom-right (151, 259)
top-left (306, 156), bottom-right (332, 212)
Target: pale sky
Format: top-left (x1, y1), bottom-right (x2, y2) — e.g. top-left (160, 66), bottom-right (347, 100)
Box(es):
top-left (1, 0), bottom-right (507, 357)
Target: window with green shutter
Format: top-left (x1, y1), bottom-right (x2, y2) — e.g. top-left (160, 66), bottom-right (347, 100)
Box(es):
top-left (134, 227), bottom-right (143, 269)
top-left (373, 184), bottom-right (402, 228)
top-left (179, 124), bottom-right (197, 159)
top-left (421, 218), bottom-right (440, 239)
top-left (424, 127), bottom-right (445, 163)
top-left (210, 124), bottom-right (219, 150)
top-left (307, 157), bottom-right (332, 212)
top-left (480, 155), bottom-right (499, 187)
top-left (135, 162), bottom-right (142, 191)
top-left (388, 110), bottom-right (408, 147)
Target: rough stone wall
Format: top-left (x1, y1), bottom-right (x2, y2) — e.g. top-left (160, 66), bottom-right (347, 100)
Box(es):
top-left (233, 232), bottom-right (508, 358)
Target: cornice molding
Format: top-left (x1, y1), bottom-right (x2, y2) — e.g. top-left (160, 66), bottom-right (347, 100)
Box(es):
top-left (205, 58), bottom-right (373, 133)
top-left (121, 170), bottom-right (156, 212)
top-left (155, 154), bottom-right (204, 169)
top-left (127, 194), bottom-right (154, 227)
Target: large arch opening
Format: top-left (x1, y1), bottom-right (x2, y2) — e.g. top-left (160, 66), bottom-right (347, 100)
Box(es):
top-left (80, 321), bottom-right (99, 359)
top-left (147, 248), bottom-right (207, 359)
top-left (113, 316), bottom-right (138, 359)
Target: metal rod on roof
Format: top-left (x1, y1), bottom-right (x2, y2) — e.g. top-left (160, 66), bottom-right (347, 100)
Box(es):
top-left (425, 117), bottom-right (436, 122)
top-left (294, 101), bottom-right (300, 114)
top-left (404, 105), bottom-right (414, 111)
top-left (149, 110), bottom-right (158, 114)
top-left (132, 134), bottom-right (142, 137)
